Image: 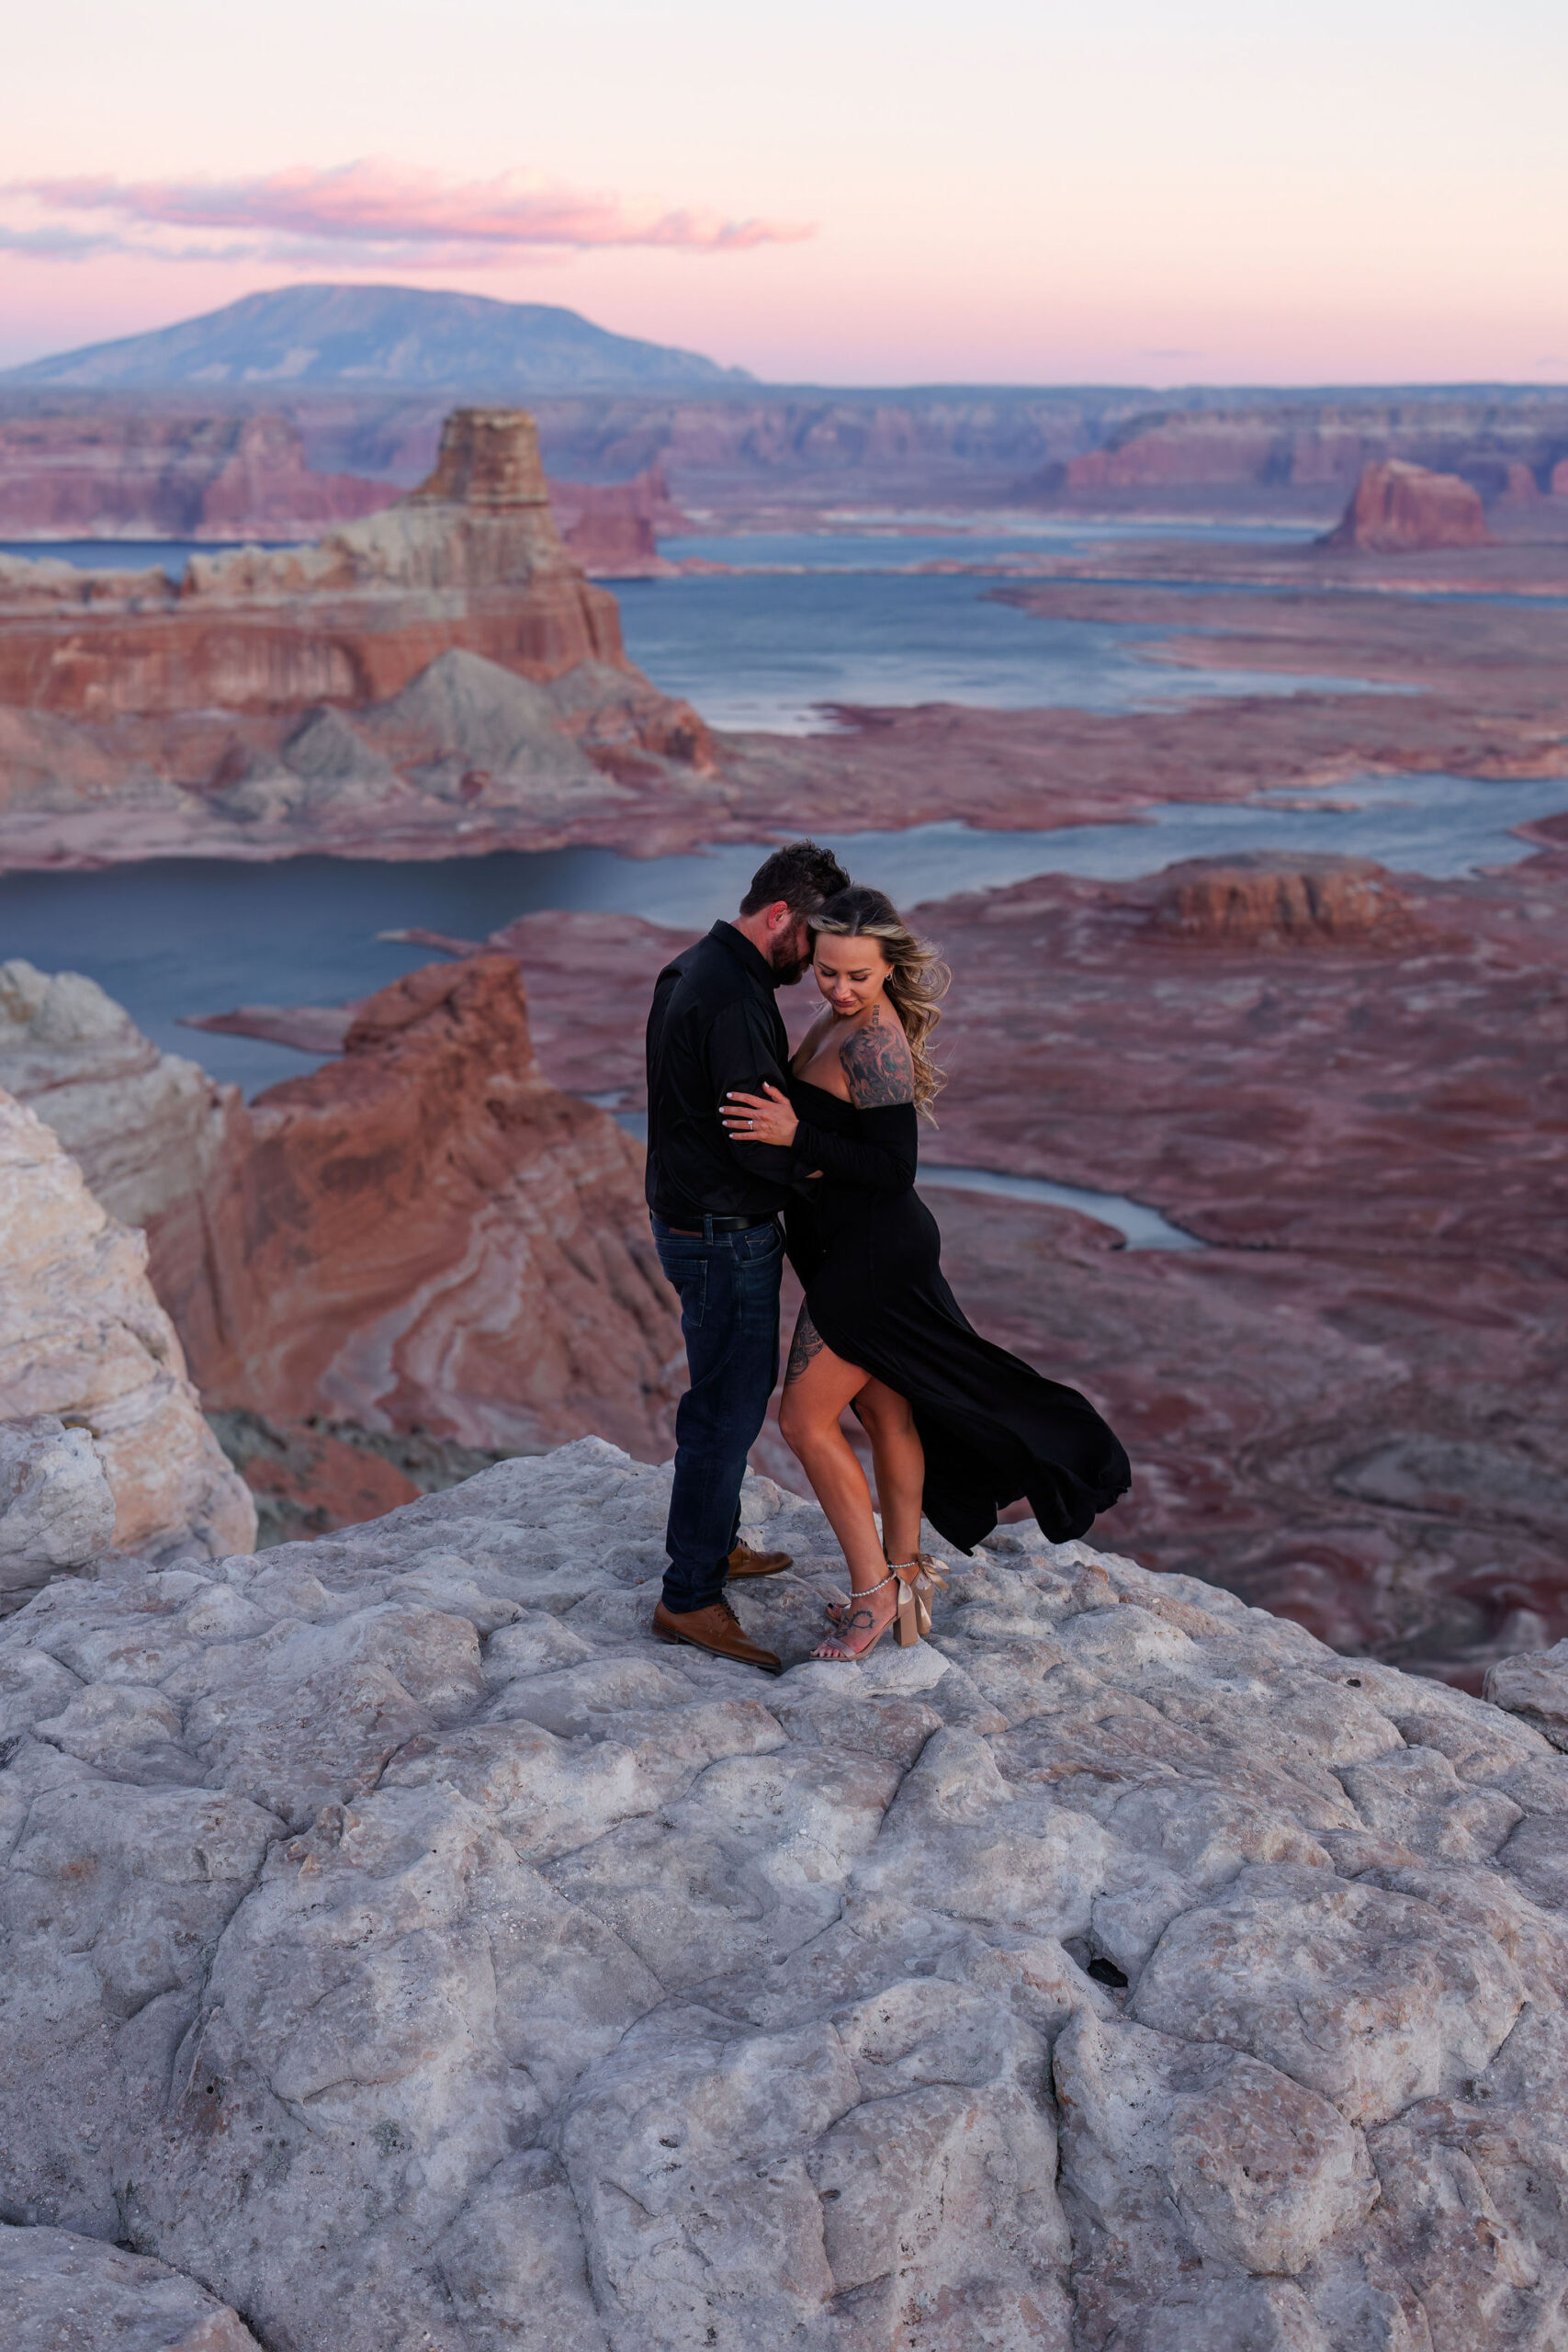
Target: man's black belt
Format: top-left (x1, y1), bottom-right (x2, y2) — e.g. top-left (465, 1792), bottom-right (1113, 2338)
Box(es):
top-left (660, 1211), bottom-right (778, 1235)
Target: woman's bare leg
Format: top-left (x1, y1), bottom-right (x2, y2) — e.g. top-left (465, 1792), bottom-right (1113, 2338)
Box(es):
top-left (818, 1375), bottom-right (926, 1632)
top-left (779, 1306), bottom-right (897, 1657)
top-left (855, 1376), bottom-right (924, 1566)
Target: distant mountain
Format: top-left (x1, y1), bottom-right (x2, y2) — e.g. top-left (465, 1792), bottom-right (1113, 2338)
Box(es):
top-left (2, 283), bottom-right (752, 392)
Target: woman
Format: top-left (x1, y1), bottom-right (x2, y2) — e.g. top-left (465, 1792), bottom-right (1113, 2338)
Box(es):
top-left (721, 884), bottom-right (1130, 1661)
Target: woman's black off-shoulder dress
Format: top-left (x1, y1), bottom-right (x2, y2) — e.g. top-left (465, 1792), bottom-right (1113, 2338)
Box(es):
top-left (786, 1077), bottom-right (1131, 1553)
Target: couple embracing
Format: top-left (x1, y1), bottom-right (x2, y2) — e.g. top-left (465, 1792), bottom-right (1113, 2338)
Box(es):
top-left (645, 841), bottom-right (1130, 1675)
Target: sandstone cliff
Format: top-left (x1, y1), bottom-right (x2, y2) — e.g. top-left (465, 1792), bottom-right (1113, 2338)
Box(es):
top-left (165, 955), bottom-right (681, 1463)
top-left (0, 1090), bottom-right (254, 1589)
top-left (0, 409), bottom-right (639, 716)
top-left (0, 407), bottom-right (715, 865)
top-left (6, 957), bottom-right (682, 1532)
top-left (1323, 459), bottom-right (1491, 554)
top-left (549, 465), bottom-right (688, 576)
top-left (2, 1436), bottom-right (1565, 2346)
top-left (1057, 401), bottom-right (1568, 508)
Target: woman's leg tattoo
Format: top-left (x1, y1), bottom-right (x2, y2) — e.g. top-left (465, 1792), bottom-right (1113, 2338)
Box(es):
top-left (785, 1306), bottom-right (826, 1385)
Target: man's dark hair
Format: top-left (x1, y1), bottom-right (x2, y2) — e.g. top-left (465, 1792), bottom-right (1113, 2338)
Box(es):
top-left (739, 840), bottom-right (852, 918)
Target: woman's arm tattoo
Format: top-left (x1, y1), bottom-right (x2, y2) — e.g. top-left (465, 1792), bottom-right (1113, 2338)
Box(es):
top-left (785, 1307), bottom-right (827, 1384)
top-left (840, 1003), bottom-right (914, 1107)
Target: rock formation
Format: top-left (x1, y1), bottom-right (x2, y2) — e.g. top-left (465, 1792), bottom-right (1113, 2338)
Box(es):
top-left (0, 409), bottom-right (633, 715)
top-left (0, 406), bottom-right (714, 866)
top-left (0, 956), bottom-right (243, 1231)
top-left (172, 955), bottom-right (680, 1464)
top-left (1, 1435), bottom-right (1565, 2347)
top-left (548, 466), bottom-right (688, 576)
top-left (0, 2222), bottom-right (263, 2350)
top-left (1322, 459), bottom-right (1491, 554)
top-left (0, 1091), bottom-right (254, 1584)
top-left (6, 956), bottom-right (682, 1533)
top-left (0, 1416), bottom-right (117, 1610)
top-left (1144, 854), bottom-right (1408, 944)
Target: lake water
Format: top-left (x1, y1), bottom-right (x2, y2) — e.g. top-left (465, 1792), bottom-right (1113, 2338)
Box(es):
top-left (619, 567), bottom-right (1393, 732)
top-left (1, 525), bottom-right (1562, 1105)
top-left (1, 774), bottom-right (1562, 1099)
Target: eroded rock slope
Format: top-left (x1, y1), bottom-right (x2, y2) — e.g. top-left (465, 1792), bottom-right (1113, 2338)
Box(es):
top-left (2, 1440), bottom-right (1564, 2349)
top-left (0, 1089), bottom-right (254, 1588)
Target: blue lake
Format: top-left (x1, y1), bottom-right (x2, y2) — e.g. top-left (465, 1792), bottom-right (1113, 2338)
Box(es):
top-left (1, 774), bottom-right (1562, 1100)
top-left (1, 525), bottom-right (1562, 1110)
top-left (616, 567), bottom-right (1393, 732)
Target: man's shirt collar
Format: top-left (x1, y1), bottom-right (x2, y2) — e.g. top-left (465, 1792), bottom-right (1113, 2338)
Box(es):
top-left (712, 920), bottom-right (780, 993)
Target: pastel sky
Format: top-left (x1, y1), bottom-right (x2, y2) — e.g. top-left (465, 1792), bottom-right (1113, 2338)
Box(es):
top-left (3, 0), bottom-right (1564, 385)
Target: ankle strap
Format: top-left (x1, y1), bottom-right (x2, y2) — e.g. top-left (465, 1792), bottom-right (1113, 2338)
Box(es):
top-left (853, 1569), bottom-right (897, 1597)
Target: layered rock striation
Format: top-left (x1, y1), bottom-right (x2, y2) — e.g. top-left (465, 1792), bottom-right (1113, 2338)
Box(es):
top-left (2, 1438), bottom-right (1566, 2347)
top-left (0, 1090), bottom-right (254, 1590)
top-left (167, 955), bottom-right (681, 1464)
top-left (0, 956), bottom-right (243, 1232)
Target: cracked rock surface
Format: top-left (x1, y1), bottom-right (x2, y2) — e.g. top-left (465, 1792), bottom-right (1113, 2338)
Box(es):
top-left (1, 1438), bottom-right (1564, 2349)
top-left (0, 2220), bottom-right (262, 2350)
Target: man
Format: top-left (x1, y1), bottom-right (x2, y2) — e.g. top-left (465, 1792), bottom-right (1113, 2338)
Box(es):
top-left (645, 840), bottom-right (851, 1671)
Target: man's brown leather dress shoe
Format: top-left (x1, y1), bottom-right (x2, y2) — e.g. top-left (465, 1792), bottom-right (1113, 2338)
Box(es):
top-left (652, 1599), bottom-right (783, 1675)
top-left (727, 1541), bottom-right (794, 1578)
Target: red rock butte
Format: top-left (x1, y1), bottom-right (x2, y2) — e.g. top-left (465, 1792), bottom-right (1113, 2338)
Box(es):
top-left (1322, 459), bottom-right (1491, 555)
top-left (0, 407), bottom-right (639, 718)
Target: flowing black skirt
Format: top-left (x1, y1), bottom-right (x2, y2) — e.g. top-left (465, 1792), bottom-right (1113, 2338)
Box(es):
top-left (785, 1173), bottom-right (1132, 1555)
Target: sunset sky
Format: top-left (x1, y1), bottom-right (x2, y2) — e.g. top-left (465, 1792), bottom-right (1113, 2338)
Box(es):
top-left (3, 0), bottom-right (1564, 385)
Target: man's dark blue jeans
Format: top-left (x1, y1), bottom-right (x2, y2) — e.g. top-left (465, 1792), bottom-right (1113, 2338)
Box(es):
top-left (652, 1214), bottom-right (784, 1615)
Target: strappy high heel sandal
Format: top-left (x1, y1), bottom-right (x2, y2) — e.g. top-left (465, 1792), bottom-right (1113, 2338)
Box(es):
top-left (891, 1554), bottom-right (946, 1645)
top-left (818, 1556), bottom-right (947, 1657)
top-left (812, 1567), bottom-right (897, 1662)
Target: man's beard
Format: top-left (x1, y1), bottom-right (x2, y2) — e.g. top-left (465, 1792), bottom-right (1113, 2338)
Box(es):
top-left (769, 929), bottom-right (811, 984)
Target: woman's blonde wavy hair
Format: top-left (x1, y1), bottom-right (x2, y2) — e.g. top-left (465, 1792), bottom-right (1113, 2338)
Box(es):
top-left (810, 885), bottom-right (951, 1119)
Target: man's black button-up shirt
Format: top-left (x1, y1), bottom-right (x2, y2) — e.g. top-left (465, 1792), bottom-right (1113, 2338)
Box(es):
top-left (645, 922), bottom-right (800, 1222)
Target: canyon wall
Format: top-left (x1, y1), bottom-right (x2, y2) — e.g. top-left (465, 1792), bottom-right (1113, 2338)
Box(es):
top-left (177, 954), bottom-right (681, 1463)
top-left (548, 464), bottom-right (688, 575)
top-left (0, 407), bottom-right (394, 539)
top-left (3, 387), bottom-right (1567, 529)
top-left (1062, 400), bottom-right (1568, 503)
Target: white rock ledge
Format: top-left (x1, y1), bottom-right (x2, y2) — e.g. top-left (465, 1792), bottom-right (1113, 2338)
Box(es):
top-left (0, 2218), bottom-right (262, 2349)
top-left (1, 1438), bottom-right (1564, 2351)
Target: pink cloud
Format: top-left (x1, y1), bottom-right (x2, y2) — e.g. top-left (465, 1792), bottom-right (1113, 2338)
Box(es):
top-left (0, 160), bottom-right (813, 265)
